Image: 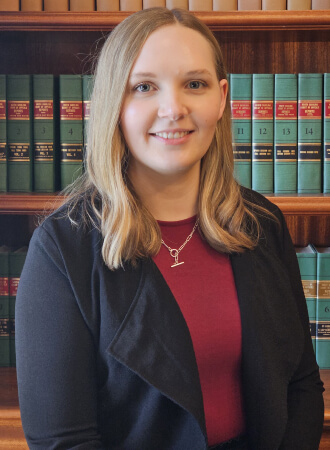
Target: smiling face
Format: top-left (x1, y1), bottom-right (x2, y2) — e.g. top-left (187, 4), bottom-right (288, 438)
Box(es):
top-left (120, 23), bottom-right (227, 185)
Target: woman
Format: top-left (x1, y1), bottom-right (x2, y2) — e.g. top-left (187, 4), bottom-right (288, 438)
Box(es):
top-left (16, 7), bottom-right (324, 450)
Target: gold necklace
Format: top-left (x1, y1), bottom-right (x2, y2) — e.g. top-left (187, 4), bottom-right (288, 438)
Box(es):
top-left (161, 218), bottom-right (199, 268)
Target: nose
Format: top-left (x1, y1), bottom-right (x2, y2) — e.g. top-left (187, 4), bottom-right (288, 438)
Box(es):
top-left (158, 89), bottom-right (188, 121)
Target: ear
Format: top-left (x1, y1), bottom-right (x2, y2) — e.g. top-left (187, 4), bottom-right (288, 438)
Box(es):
top-left (217, 78), bottom-right (228, 121)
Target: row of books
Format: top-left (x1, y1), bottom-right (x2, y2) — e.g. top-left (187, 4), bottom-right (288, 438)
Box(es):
top-left (297, 245), bottom-right (330, 369)
top-left (0, 74), bottom-right (92, 193)
top-left (1, 73), bottom-right (330, 193)
top-left (0, 246), bottom-right (27, 367)
top-left (1, 0), bottom-right (329, 12)
top-left (230, 73), bottom-right (330, 194)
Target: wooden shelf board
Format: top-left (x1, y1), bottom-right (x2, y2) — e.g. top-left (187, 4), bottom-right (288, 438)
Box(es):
top-left (0, 193), bottom-right (329, 215)
top-left (0, 10), bottom-right (330, 31)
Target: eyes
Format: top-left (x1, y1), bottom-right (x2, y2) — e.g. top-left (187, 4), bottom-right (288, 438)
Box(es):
top-left (133, 80), bottom-right (208, 93)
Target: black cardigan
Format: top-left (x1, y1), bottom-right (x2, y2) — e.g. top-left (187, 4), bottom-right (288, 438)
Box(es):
top-left (15, 188), bottom-right (324, 449)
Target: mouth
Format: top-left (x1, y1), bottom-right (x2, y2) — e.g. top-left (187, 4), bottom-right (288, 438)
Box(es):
top-left (151, 130), bottom-right (194, 140)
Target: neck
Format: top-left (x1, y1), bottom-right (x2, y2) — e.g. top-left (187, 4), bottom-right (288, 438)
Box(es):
top-left (128, 165), bottom-right (200, 221)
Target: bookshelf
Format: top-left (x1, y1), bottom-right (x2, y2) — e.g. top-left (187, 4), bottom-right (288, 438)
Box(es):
top-left (0, 9), bottom-right (330, 447)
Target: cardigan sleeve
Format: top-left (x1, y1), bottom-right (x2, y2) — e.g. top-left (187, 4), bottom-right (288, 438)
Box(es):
top-left (276, 211), bottom-right (324, 450)
top-left (15, 225), bottom-right (106, 449)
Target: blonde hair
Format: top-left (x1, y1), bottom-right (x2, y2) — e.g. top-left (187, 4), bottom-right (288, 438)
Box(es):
top-left (66, 7), bottom-right (272, 270)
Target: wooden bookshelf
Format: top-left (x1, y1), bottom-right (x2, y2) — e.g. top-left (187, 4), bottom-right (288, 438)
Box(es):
top-left (0, 8), bottom-right (330, 449)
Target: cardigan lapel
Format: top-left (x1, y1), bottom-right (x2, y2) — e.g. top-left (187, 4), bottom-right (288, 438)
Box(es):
top-left (107, 258), bottom-right (207, 439)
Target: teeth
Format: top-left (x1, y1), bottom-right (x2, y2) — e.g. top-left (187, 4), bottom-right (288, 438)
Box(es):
top-left (155, 131), bottom-right (190, 139)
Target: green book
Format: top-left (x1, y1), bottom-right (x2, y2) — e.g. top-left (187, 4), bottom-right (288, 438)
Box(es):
top-left (297, 73), bottom-right (322, 194)
top-left (274, 74), bottom-right (298, 194)
top-left (7, 75), bottom-right (33, 192)
top-left (0, 246), bottom-right (10, 367)
top-left (230, 74), bottom-right (252, 188)
top-left (0, 75), bottom-right (7, 192)
top-left (324, 73), bottom-right (330, 193)
top-left (83, 74), bottom-right (93, 154)
top-left (315, 247), bottom-right (330, 369)
top-left (252, 74), bottom-right (274, 194)
top-left (59, 75), bottom-right (83, 190)
top-left (33, 75), bottom-right (59, 192)
top-left (296, 245), bottom-right (317, 353)
top-left (9, 247), bottom-right (27, 367)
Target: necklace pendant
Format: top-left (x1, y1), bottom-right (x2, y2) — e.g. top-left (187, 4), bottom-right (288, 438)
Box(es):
top-left (171, 261), bottom-right (184, 268)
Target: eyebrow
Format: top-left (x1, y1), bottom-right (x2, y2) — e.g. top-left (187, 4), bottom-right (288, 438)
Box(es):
top-left (130, 69), bottom-right (214, 79)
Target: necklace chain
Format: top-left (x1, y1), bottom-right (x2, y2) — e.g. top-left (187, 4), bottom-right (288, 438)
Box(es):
top-left (161, 218), bottom-right (199, 268)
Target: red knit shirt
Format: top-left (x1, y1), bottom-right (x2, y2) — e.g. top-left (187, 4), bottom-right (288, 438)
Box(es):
top-left (153, 216), bottom-right (246, 446)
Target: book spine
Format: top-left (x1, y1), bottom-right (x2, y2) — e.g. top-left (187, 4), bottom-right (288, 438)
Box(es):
top-left (21, 0), bottom-right (43, 11)
top-left (324, 74), bottom-right (330, 193)
top-left (213, 0), bottom-right (238, 9)
top-left (59, 75), bottom-right (83, 190)
top-left (274, 74), bottom-right (298, 194)
top-left (312, 0), bottom-right (330, 9)
top-left (189, 0), bottom-right (212, 10)
top-left (262, 0), bottom-right (286, 9)
top-left (120, 0), bottom-right (143, 9)
top-left (238, 0), bottom-right (261, 10)
top-left (9, 250), bottom-right (27, 367)
top-left (7, 75), bottom-right (33, 193)
top-left (143, 0), bottom-right (166, 6)
top-left (82, 75), bottom-right (93, 155)
top-left (96, 0), bottom-right (120, 10)
top-left (316, 248), bottom-right (330, 369)
top-left (0, 250), bottom-right (10, 367)
top-left (287, 0), bottom-right (311, 9)
top-left (44, 0), bottom-right (69, 11)
top-left (33, 75), bottom-right (57, 193)
top-left (166, 0), bottom-right (188, 7)
top-left (230, 73), bottom-right (252, 189)
top-left (252, 73), bottom-right (274, 194)
top-left (70, 0), bottom-right (96, 11)
top-left (297, 246), bottom-right (317, 353)
top-left (0, 0), bottom-right (19, 11)
top-left (298, 73), bottom-right (322, 194)
top-left (0, 75), bottom-right (7, 193)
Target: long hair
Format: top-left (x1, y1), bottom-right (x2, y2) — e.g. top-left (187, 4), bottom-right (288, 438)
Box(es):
top-left (65, 7), bottom-right (271, 270)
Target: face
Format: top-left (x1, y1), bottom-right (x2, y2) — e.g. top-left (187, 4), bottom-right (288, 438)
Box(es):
top-left (120, 24), bottom-right (227, 183)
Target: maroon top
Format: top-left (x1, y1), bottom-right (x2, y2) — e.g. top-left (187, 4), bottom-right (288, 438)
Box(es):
top-left (153, 216), bottom-right (246, 446)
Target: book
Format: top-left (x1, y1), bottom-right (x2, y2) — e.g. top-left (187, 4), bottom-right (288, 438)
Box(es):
top-left (83, 75), bottom-right (93, 154)
top-left (70, 0), bottom-right (96, 11)
top-left (296, 245), bottom-right (317, 353)
top-left (287, 0), bottom-right (311, 9)
top-left (230, 73), bottom-right (252, 189)
top-left (33, 75), bottom-right (58, 193)
top-left (59, 75), bottom-right (83, 190)
top-left (252, 73), bottom-right (274, 194)
top-left (312, 0), bottom-right (330, 8)
top-left (120, 0), bottom-right (143, 9)
top-left (9, 247), bottom-right (27, 367)
top-left (262, 0), bottom-right (286, 9)
top-left (189, 0), bottom-right (212, 10)
top-left (44, 0), bottom-right (69, 11)
top-left (21, 0), bottom-right (43, 11)
top-left (0, 247), bottom-right (10, 367)
top-left (274, 74), bottom-right (298, 194)
top-left (0, 75), bottom-right (6, 193)
top-left (0, 0), bottom-right (19, 10)
top-left (166, 0), bottom-right (188, 7)
top-left (316, 247), bottom-right (330, 369)
top-left (324, 73), bottom-right (330, 193)
top-left (238, 0), bottom-right (261, 9)
top-left (297, 73), bottom-right (322, 194)
top-left (7, 75), bottom-right (33, 193)
top-left (213, 0), bottom-right (238, 10)
top-left (143, 0), bottom-right (166, 6)
top-left (97, 0), bottom-right (120, 10)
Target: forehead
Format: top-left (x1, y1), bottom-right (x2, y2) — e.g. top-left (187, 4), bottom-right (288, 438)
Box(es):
top-left (131, 24), bottom-right (217, 75)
